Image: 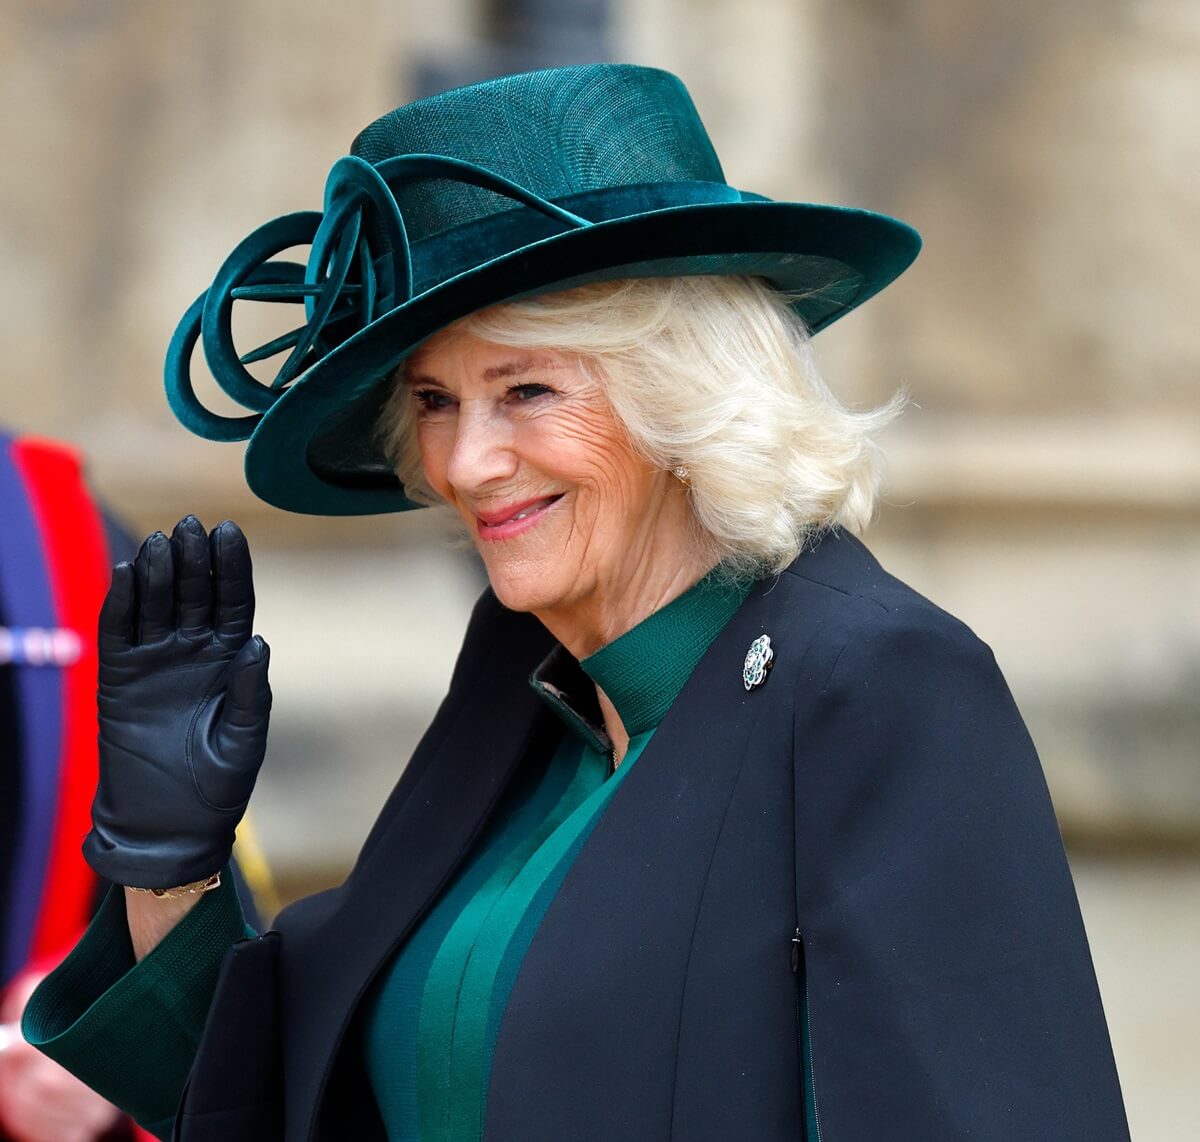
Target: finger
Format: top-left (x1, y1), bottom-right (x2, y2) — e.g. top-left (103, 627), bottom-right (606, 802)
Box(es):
top-left (133, 531), bottom-right (174, 645)
top-left (171, 514), bottom-right (211, 636)
top-left (97, 562), bottom-right (135, 653)
top-left (223, 636), bottom-right (272, 731)
top-left (212, 520), bottom-right (254, 644)
top-left (203, 637), bottom-right (271, 807)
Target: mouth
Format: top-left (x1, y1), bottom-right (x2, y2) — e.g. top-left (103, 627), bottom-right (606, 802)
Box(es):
top-left (474, 493), bottom-right (565, 541)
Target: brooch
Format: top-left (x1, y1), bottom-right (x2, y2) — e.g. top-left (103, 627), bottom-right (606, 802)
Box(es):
top-left (742, 634), bottom-right (774, 691)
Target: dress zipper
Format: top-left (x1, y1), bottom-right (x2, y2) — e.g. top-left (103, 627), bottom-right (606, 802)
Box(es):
top-left (791, 927), bottom-right (823, 1142)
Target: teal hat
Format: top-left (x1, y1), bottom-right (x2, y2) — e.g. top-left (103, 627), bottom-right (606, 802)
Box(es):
top-left (166, 64), bottom-right (921, 516)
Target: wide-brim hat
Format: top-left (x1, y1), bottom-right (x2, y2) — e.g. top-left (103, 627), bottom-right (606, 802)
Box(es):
top-left (166, 64), bottom-right (921, 516)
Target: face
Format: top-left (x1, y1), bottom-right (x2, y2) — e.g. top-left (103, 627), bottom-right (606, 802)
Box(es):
top-left (405, 329), bottom-right (691, 617)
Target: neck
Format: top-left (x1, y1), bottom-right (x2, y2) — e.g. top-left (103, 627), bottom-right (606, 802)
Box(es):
top-left (534, 551), bottom-right (715, 662)
top-left (594, 687), bottom-right (630, 768)
top-left (533, 546), bottom-right (716, 761)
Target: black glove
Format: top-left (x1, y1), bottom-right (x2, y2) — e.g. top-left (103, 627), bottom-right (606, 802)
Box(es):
top-left (83, 517), bottom-right (272, 888)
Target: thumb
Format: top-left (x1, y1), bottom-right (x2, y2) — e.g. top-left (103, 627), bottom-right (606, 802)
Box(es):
top-left (200, 637), bottom-right (271, 808)
top-left (223, 636), bottom-right (272, 732)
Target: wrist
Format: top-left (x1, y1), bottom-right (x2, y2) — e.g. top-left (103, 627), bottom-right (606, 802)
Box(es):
top-left (125, 871), bottom-right (222, 899)
top-left (123, 874), bottom-right (222, 962)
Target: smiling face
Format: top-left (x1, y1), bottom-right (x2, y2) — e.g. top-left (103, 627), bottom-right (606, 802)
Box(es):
top-left (405, 328), bottom-right (699, 633)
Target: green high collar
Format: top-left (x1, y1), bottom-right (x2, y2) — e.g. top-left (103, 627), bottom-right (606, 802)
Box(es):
top-left (530, 567), bottom-right (754, 749)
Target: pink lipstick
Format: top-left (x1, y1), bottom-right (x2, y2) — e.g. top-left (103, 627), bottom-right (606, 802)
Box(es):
top-left (474, 494), bottom-right (564, 541)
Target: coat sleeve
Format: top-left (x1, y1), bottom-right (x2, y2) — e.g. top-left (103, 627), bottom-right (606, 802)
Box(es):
top-left (22, 873), bottom-right (251, 1140)
top-left (791, 602), bottom-right (1129, 1140)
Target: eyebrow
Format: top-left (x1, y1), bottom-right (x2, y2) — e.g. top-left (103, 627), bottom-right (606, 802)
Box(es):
top-left (482, 355), bottom-right (565, 382)
top-left (404, 353), bottom-right (564, 387)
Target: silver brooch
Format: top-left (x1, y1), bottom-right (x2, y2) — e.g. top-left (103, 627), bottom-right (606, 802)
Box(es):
top-left (743, 635), bottom-right (774, 691)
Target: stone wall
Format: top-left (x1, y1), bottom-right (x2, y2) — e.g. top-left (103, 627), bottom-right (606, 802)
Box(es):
top-left (2, 0), bottom-right (1197, 859)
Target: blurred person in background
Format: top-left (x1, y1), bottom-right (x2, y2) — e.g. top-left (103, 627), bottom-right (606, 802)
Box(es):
top-left (0, 429), bottom-right (265, 1142)
top-left (0, 429), bottom-right (130, 1142)
top-left (23, 66), bottom-right (1127, 1140)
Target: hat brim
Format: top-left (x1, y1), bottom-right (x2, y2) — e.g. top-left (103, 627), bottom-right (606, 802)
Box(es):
top-left (242, 199), bottom-right (920, 515)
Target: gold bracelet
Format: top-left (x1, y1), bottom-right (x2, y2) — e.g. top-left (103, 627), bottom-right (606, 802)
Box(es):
top-left (127, 871), bottom-right (222, 899)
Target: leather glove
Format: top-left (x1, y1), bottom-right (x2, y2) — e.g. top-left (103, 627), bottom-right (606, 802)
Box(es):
top-left (83, 516), bottom-right (272, 888)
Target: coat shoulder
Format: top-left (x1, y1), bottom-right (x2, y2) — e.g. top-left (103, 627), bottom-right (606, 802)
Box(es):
top-left (776, 527), bottom-right (989, 660)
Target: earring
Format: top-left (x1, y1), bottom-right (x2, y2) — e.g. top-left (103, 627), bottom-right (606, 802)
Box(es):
top-left (672, 465), bottom-right (689, 483)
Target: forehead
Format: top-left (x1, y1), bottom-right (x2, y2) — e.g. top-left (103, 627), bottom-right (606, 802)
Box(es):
top-left (404, 331), bottom-right (574, 383)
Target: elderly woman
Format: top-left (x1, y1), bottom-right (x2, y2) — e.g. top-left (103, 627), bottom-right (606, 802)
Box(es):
top-left (24, 65), bottom-right (1127, 1141)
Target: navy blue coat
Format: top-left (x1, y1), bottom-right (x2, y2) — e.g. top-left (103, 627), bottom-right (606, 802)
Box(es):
top-left (173, 530), bottom-right (1129, 1140)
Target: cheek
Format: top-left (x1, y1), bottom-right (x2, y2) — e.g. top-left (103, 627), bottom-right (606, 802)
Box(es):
top-left (567, 440), bottom-right (655, 524)
top-left (416, 423), bottom-right (453, 497)
top-left (526, 402), bottom-right (644, 498)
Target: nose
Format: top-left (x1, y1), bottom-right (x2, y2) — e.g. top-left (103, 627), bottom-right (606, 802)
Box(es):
top-left (445, 402), bottom-right (518, 494)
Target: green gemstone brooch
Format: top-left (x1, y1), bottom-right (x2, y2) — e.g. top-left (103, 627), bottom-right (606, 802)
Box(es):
top-left (743, 634), bottom-right (774, 691)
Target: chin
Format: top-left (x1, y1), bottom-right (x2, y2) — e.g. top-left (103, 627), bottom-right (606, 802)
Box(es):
top-left (481, 566), bottom-right (564, 614)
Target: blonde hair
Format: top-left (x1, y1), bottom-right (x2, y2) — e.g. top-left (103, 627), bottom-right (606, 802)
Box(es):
top-left (380, 276), bottom-right (904, 577)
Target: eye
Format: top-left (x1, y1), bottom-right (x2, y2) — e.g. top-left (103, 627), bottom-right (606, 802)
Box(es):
top-left (413, 388), bottom-right (455, 412)
top-left (506, 382), bottom-right (553, 402)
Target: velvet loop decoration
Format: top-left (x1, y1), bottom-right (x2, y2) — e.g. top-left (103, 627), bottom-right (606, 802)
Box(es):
top-left (165, 291), bottom-right (267, 444)
top-left (372, 153), bottom-right (593, 237)
top-left (163, 153), bottom-right (592, 445)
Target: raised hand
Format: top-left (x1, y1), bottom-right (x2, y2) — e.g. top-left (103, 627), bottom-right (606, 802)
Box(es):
top-left (83, 517), bottom-right (272, 889)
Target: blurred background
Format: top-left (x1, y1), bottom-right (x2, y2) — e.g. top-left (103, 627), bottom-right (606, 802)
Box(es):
top-left (1, 0), bottom-right (1197, 1135)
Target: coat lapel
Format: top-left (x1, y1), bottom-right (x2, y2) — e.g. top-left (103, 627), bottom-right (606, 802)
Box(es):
top-left (483, 577), bottom-right (796, 1141)
top-left (275, 591), bottom-right (558, 1140)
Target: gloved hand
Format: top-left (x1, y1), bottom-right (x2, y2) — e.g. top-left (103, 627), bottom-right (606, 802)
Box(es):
top-left (83, 516), bottom-right (272, 889)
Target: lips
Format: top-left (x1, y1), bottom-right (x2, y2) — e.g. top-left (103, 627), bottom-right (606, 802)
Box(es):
top-left (474, 493), bottom-right (564, 539)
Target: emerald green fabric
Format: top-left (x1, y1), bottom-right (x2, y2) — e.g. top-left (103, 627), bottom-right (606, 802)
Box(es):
top-left (162, 62), bottom-right (921, 516)
top-left (416, 734), bottom-right (626, 1139)
top-left (475, 730), bottom-right (649, 1123)
top-left (582, 565), bottom-right (753, 737)
top-left (21, 873), bottom-right (251, 1140)
top-left (360, 734), bottom-right (581, 1132)
top-left (365, 565), bottom-right (752, 1139)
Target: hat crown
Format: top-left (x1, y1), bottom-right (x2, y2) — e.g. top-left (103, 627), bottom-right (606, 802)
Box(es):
top-left (350, 64), bottom-right (726, 243)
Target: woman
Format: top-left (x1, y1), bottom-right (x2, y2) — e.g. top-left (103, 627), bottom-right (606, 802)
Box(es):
top-left (24, 65), bottom-right (1128, 1140)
